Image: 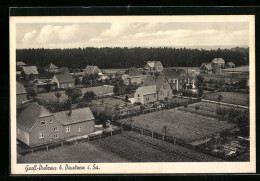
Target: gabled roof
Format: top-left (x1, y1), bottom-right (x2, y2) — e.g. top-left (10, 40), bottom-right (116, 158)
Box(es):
top-left (227, 62), bottom-right (235, 66)
top-left (200, 63), bottom-right (212, 70)
top-left (16, 82), bottom-right (27, 95)
top-left (54, 74), bottom-right (74, 83)
top-left (146, 61), bottom-right (163, 68)
top-left (212, 58), bottom-right (225, 64)
top-left (54, 107), bottom-right (95, 125)
top-left (161, 68), bottom-right (186, 79)
top-left (17, 103), bottom-right (53, 132)
top-left (136, 85), bottom-right (157, 95)
top-left (200, 62), bottom-right (208, 67)
top-left (22, 66), bottom-right (39, 75)
top-left (59, 67), bottom-right (70, 73)
top-left (17, 62), bottom-right (26, 66)
top-left (142, 76), bottom-right (168, 91)
top-left (84, 65), bottom-right (101, 74)
top-left (45, 63), bottom-right (59, 69)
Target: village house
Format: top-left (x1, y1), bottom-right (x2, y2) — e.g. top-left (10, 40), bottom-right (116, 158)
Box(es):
top-left (16, 82), bottom-right (28, 106)
top-left (54, 107), bottom-right (95, 139)
top-left (212, 58), bottom-right (225, 68)
top-left (134, 85), bottom-right (157, 104)
top-left (200, 62), bottom-right (213, 74)
top-left (84, 65), bottom-right (103, 76)
top-left (141, 76), bottom-right (173, 101)
top-left (144, 61), bottom-right (164, 72)
top-left (52, 74), bottom-right (75, 89)
top-left (161, 68), bottom-right (194, 90)
top-left (122, 68), bottom-right (147, 85)
top-left (17, 103), bottom-right (64, 147)
top-left (44, 63), bottom-right (59, 73)
top-left (59, 67), bottom-right (70, 74)
top-left (21, 66), bottom-right (39, 80)
top-left (226, 62), bottom-right (235, 68)
top-left (16, 61), bottom-right (26, 72)
top-left (17, 103), bottom-right (96, 147)
top-left (33, 79), bottom-right (57, 92)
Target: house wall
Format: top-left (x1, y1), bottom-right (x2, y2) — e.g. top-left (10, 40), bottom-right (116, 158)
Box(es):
top-left (134, 89), bottom-right (143, 104)
top-left (157, 79), bottom-right (172, 101)
top-left (168, 79), bottom-right (179, 90)
top-left (63, 120), bottom-right (95, 139)
top-left (29, 115), bottom-right (64, 147)
top-left (17, 127), bottom-right (29, 145)
top-left (59, 82), bottom-right (75, 89)
top-left (143, 94), bottom-right (157, 104)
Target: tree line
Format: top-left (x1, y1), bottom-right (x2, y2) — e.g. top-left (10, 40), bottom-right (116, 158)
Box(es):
top-left (16, 47), bottom-right (249, 69)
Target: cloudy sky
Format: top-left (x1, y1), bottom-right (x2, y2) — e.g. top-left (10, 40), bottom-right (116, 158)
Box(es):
top-left (16, 22), bottom-right (249, 49)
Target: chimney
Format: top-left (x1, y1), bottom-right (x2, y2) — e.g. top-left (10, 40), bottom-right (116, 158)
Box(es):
top-left (67, 109), bottom-right (72, 116)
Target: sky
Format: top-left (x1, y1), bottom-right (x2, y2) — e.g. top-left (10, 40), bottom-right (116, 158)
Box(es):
top-left (16, 22), bottom-right (249, 49)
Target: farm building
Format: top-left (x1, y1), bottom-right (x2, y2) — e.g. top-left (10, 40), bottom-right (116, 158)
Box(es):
top-left (161, 68), bottom-right (194, 90)
top-left (33, 79), bottom-right (57, 92)
top-left (59, 67), bottom-right (70, 74)
top-left (17, 103), bottom-right (96, 147)
top-left (200, 63), bottom-right (213, 74)
top-left (212, 58), bottom-right (225, 68)
top-left (16, 61), bottom-right (26, 71)
top-left (44, 63), bottom-right (59, 73)
top-left (123, 67), bottom-right (147, 85)
top-left (17, 103), bottom-right (64, 147)
top-left (144, 61), bottom-right (163, 72)
top-left (21, 66), bottom-right (39, 80)
top-left (54, 107), bottom-right (95, 139)
top-left (52, 74), bottom-right (75, 89)
top-left (16, 82), bottom-right (28, 106)
top-left (226, 62), bottom-right (235, 68)
top-left (141, 76), bottom-right (173, 102)
top-left (84, 65), bottom-right (103, 76)
top-left (134, 85), bottom-right (157, 104)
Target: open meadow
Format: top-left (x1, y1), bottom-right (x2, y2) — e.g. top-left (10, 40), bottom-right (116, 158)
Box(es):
top-left (117, 108), bottom-right (236, 142)
top-left (205, 92), bottom-right (249, 106)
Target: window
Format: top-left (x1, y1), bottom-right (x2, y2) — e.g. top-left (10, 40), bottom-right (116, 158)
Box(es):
top-left (50, 118), bottom-right (53, 124)
top-left (39, 131), bottom-right (44, 139)
top-left (69, 84), bottom-right (72, 87)
top-left (54, 134), bottom-right (58, 138)
top-left (163, 85), bottom-right (167, 89)
top-left (54, 127), bottom-right (58, 132)
top-left (78, 126), bottom-right (82, 132)
top-left (61, 85), bottom-right (64, 88)
top-left (17, 128), bottom-right (20, 134)
top-left (66, 126), bottom-right (70, 133)
top-left (40, 120), bottom-right (46, 126)
top-left (138, 94), bottom-right (140, 97)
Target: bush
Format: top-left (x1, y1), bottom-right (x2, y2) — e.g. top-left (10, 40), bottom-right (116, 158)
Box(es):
top-left (195, 104), bottom-right (200, 110)
top-left (216, 106), bottom-right (228, 117)
top-left (184, 103), bottom-right (188, 108)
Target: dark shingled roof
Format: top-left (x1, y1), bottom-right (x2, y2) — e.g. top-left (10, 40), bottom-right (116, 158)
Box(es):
top-left (212, 58), bottom-right (225, 64)
top-left (84, 65), bottom-right (101, 74)
top-left (16, 82), bottom-right (27, 95)
top-left (142, 76), bottom-right (168, 91)
top-left (59, 67), bottom-right (70, 74)
top-left (161, 68), bottom-right (186, 79)
top-left (45, 63), bottom-right (59, 69)
top-left (227, 62), bottom-right (235, 66)
top-left (17, 103), bottom-right (53, 132)
top-left (136, 85), bottom-right (157, 95)
top-left (54, 74), bottom-right (74, 83)
top-left (128, 68), bottom-right (143, 77)
top-left (54, 107), bottom-right (95, 125)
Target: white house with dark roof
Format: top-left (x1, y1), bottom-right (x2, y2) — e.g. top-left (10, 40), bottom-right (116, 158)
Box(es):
top-left (84, 65), bottom-right (103, 75)
top-left (45, 63), bottom-right (59, 73)
top-left (52, 74), bottom-right (75, 89)
top-left (134, 85), bottom-right (157, 104)
top-left (144, 61), bottom-right (163, 72)
top-left (212, 58), bottom-right (225, 68)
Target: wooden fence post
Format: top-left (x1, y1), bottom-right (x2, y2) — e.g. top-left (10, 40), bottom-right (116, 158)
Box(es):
top-left (111, 130), bottom-right (112, 136)
top-left (46, 146), bottom-right (48, 152)
top-left (162, 135), bottom-right (164, 141)
top-left (152, 132), bottom-right (153, 138)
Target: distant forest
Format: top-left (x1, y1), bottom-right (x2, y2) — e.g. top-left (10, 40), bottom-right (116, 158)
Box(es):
top-left (16, 47), bottom-right (249, 69)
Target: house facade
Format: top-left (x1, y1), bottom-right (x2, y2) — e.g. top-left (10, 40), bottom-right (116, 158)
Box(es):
top-left (144, 61), bottom-right (163, 72)
top-left (54, 108), bottom-right (95, 139)
top-left (17, 104), bottom-right (95, 147)
top-left (45, 63), bottom-right (59, 73)
top-left (52, 74), bottom-right (75, 89)
top-left (17, 103), bottom-right (64, 147)
top-left (134, 85), bottom-right (157, 104)
top-left (212, 58), bottom-right (225, 68)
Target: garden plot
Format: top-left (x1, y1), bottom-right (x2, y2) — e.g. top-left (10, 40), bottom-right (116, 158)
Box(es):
top-left (205, 92), bottom-right (249, 106)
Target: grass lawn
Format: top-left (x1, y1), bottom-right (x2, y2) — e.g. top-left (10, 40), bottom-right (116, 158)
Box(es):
top-left (205, 92), bottom-right (249, 106)
top-left (17, 141), bottom-right (128, 163)
top-left (117, 108), bottom-right (236, 142)
top-left (36, 85), bottom-right (114, 102)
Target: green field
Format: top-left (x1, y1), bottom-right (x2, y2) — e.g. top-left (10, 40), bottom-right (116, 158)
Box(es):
top-left (205, 92), bottom-right (249, 106)
top-left (117, 108), bottom-right (236, 142)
